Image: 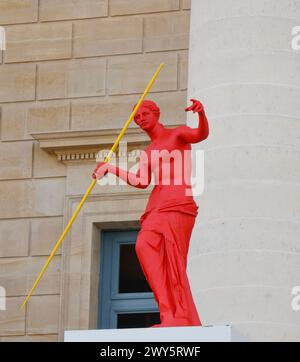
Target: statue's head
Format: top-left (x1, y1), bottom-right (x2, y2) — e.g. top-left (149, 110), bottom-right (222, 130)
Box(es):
top-left (133, 100), bottom-right (160, 132)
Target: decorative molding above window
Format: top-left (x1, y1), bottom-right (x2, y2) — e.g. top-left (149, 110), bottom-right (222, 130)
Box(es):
top-left (30, 125), bottom-right (182, 163)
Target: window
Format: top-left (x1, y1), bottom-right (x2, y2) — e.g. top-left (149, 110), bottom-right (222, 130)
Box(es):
top-left (98, 230), bottom-right (160, 329)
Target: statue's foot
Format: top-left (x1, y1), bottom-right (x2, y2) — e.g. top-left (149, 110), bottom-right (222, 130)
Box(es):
top-left (150, 323), bottom-right (162, 328)
top-left (150, 318), bottom-right (191, 328)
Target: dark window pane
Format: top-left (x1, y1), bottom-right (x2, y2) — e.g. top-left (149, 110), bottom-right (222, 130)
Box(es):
top-left (119, 243), bottom-right (152, 293)
top-left (117, 312), bottom-right (160, 329)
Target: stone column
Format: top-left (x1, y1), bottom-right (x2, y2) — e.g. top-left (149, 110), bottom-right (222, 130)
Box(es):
top-left (187, 0), bottom-right (300, 341)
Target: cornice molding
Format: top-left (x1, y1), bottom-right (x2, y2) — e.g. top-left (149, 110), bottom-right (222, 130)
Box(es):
top-left (31, 125), bottom-right (182, 162)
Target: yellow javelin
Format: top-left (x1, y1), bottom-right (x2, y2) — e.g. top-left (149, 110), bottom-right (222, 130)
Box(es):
top-left (21, 63), bottom-right (164, 309)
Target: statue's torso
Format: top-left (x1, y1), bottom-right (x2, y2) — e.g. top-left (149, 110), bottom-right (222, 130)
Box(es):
top-left (143, 127), bottom-right (195, 212)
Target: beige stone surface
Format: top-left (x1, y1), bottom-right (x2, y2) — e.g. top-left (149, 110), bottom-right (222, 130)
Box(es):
top-left (0, 255), bottom-right (60, 296)
top-left (71, 95), bottom-right (138, 130)
top-left (40, 0), bottom-right (108, 21)
top-left (26, 295), bottom-right (60, 334)
top-left (0, 297), bottom-right (25, 336)
top-left (191, 0), bottom-right (300, 24)
top-left (190, 51), bottom-right (300, 91)
top-left (190, 83), bottom-right (300, 120)
top-left (0, 141), bottom-right (33, 180)
top-left (110, 0), bottom-right (179, 15)
top-left (192, 17), bottom-right (296, 55)
top-left (1, 103), bottom-right (29, 141)
top-left (30, 217), bottom-right (63, 256)
top-left (230, 323), bottom-right (300, 342)
top-left (27, 100), bottom-right (70, 134)
top-left (33, 142), bottom-right (66, 178)
top-left (199, 115), bottom-right (300, 150)
top-left (0, 0), bottom-right (38, 25)
top-left (73, 17), bottom-right (143, 58)
top-left (0, 257), bottom-right (28, 296)
top-left (0, 334), bottom-right (58, 342)
top-left (189, 251), bottom-right (300, 290)
top-left (194, 287), bottom-right (300, 335)
top-left (1, 101), bottom-right (70, 141)
top-left (196, 182), bottom-right (300, 222)
top-left (204, 145), bottom-right (300, 184)
top-left (179, 51), bottom-right (188, 90)
top-left (108, 53), bottom-right (178, 95)
top-left (0, 219), bottom-right (29, 258)
top-left (0, 178), bottom-right (65, 219)
top-left (189, 218), bottom-right (300, 257)
top-left (27, 255), bottom-right (61, 295)
top-left (5, 22), bottom-right (72, 63)
top-left (145, 12), bottom-right (190, 52)
top-left (38, 59), bottom-right (106, 100)
top-left (0, 63), bottom-right (36, 103)
top-left (71, 91), bottom-right (188, 130)
top-left (66, 162), bottom-right (100, 196)
top-left (182, 0), bottom-right (191, 9)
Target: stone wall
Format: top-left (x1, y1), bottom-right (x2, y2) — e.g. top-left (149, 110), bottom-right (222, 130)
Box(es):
top-left (0, 0), bottom-right (191, 341)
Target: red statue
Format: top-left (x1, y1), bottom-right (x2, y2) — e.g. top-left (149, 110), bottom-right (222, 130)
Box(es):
top-left (93, 99), bottom-right (209, 327)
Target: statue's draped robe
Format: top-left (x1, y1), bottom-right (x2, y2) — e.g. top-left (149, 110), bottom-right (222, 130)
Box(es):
top-left (137, 195), bottom-right (201, 326)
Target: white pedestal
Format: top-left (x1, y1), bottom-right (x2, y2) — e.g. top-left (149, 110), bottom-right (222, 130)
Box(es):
top-left (64, 325), bottom-right (243, 342)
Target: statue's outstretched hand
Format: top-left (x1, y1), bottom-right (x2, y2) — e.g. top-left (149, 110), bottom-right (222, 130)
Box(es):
top-left (92, 161), bottom-right (109, 179)
top-left (185, 99), bottom-right (204, 114)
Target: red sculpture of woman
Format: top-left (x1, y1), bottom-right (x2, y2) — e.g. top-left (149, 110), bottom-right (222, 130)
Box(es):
top-left (93, 99), bottom-right (209, 327)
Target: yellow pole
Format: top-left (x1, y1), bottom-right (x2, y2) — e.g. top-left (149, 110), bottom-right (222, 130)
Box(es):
top-left (21, 63), bottom-right (164, 309)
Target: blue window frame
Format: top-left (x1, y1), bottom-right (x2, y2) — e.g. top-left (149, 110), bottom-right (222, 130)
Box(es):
top-left (98, 230), bottom-right (160, 329)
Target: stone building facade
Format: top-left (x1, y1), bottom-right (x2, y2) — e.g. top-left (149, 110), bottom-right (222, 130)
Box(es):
top-left (0, 0), bottom-right (191, 341)
top-left (0, 0), bottom-right (300, 342)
